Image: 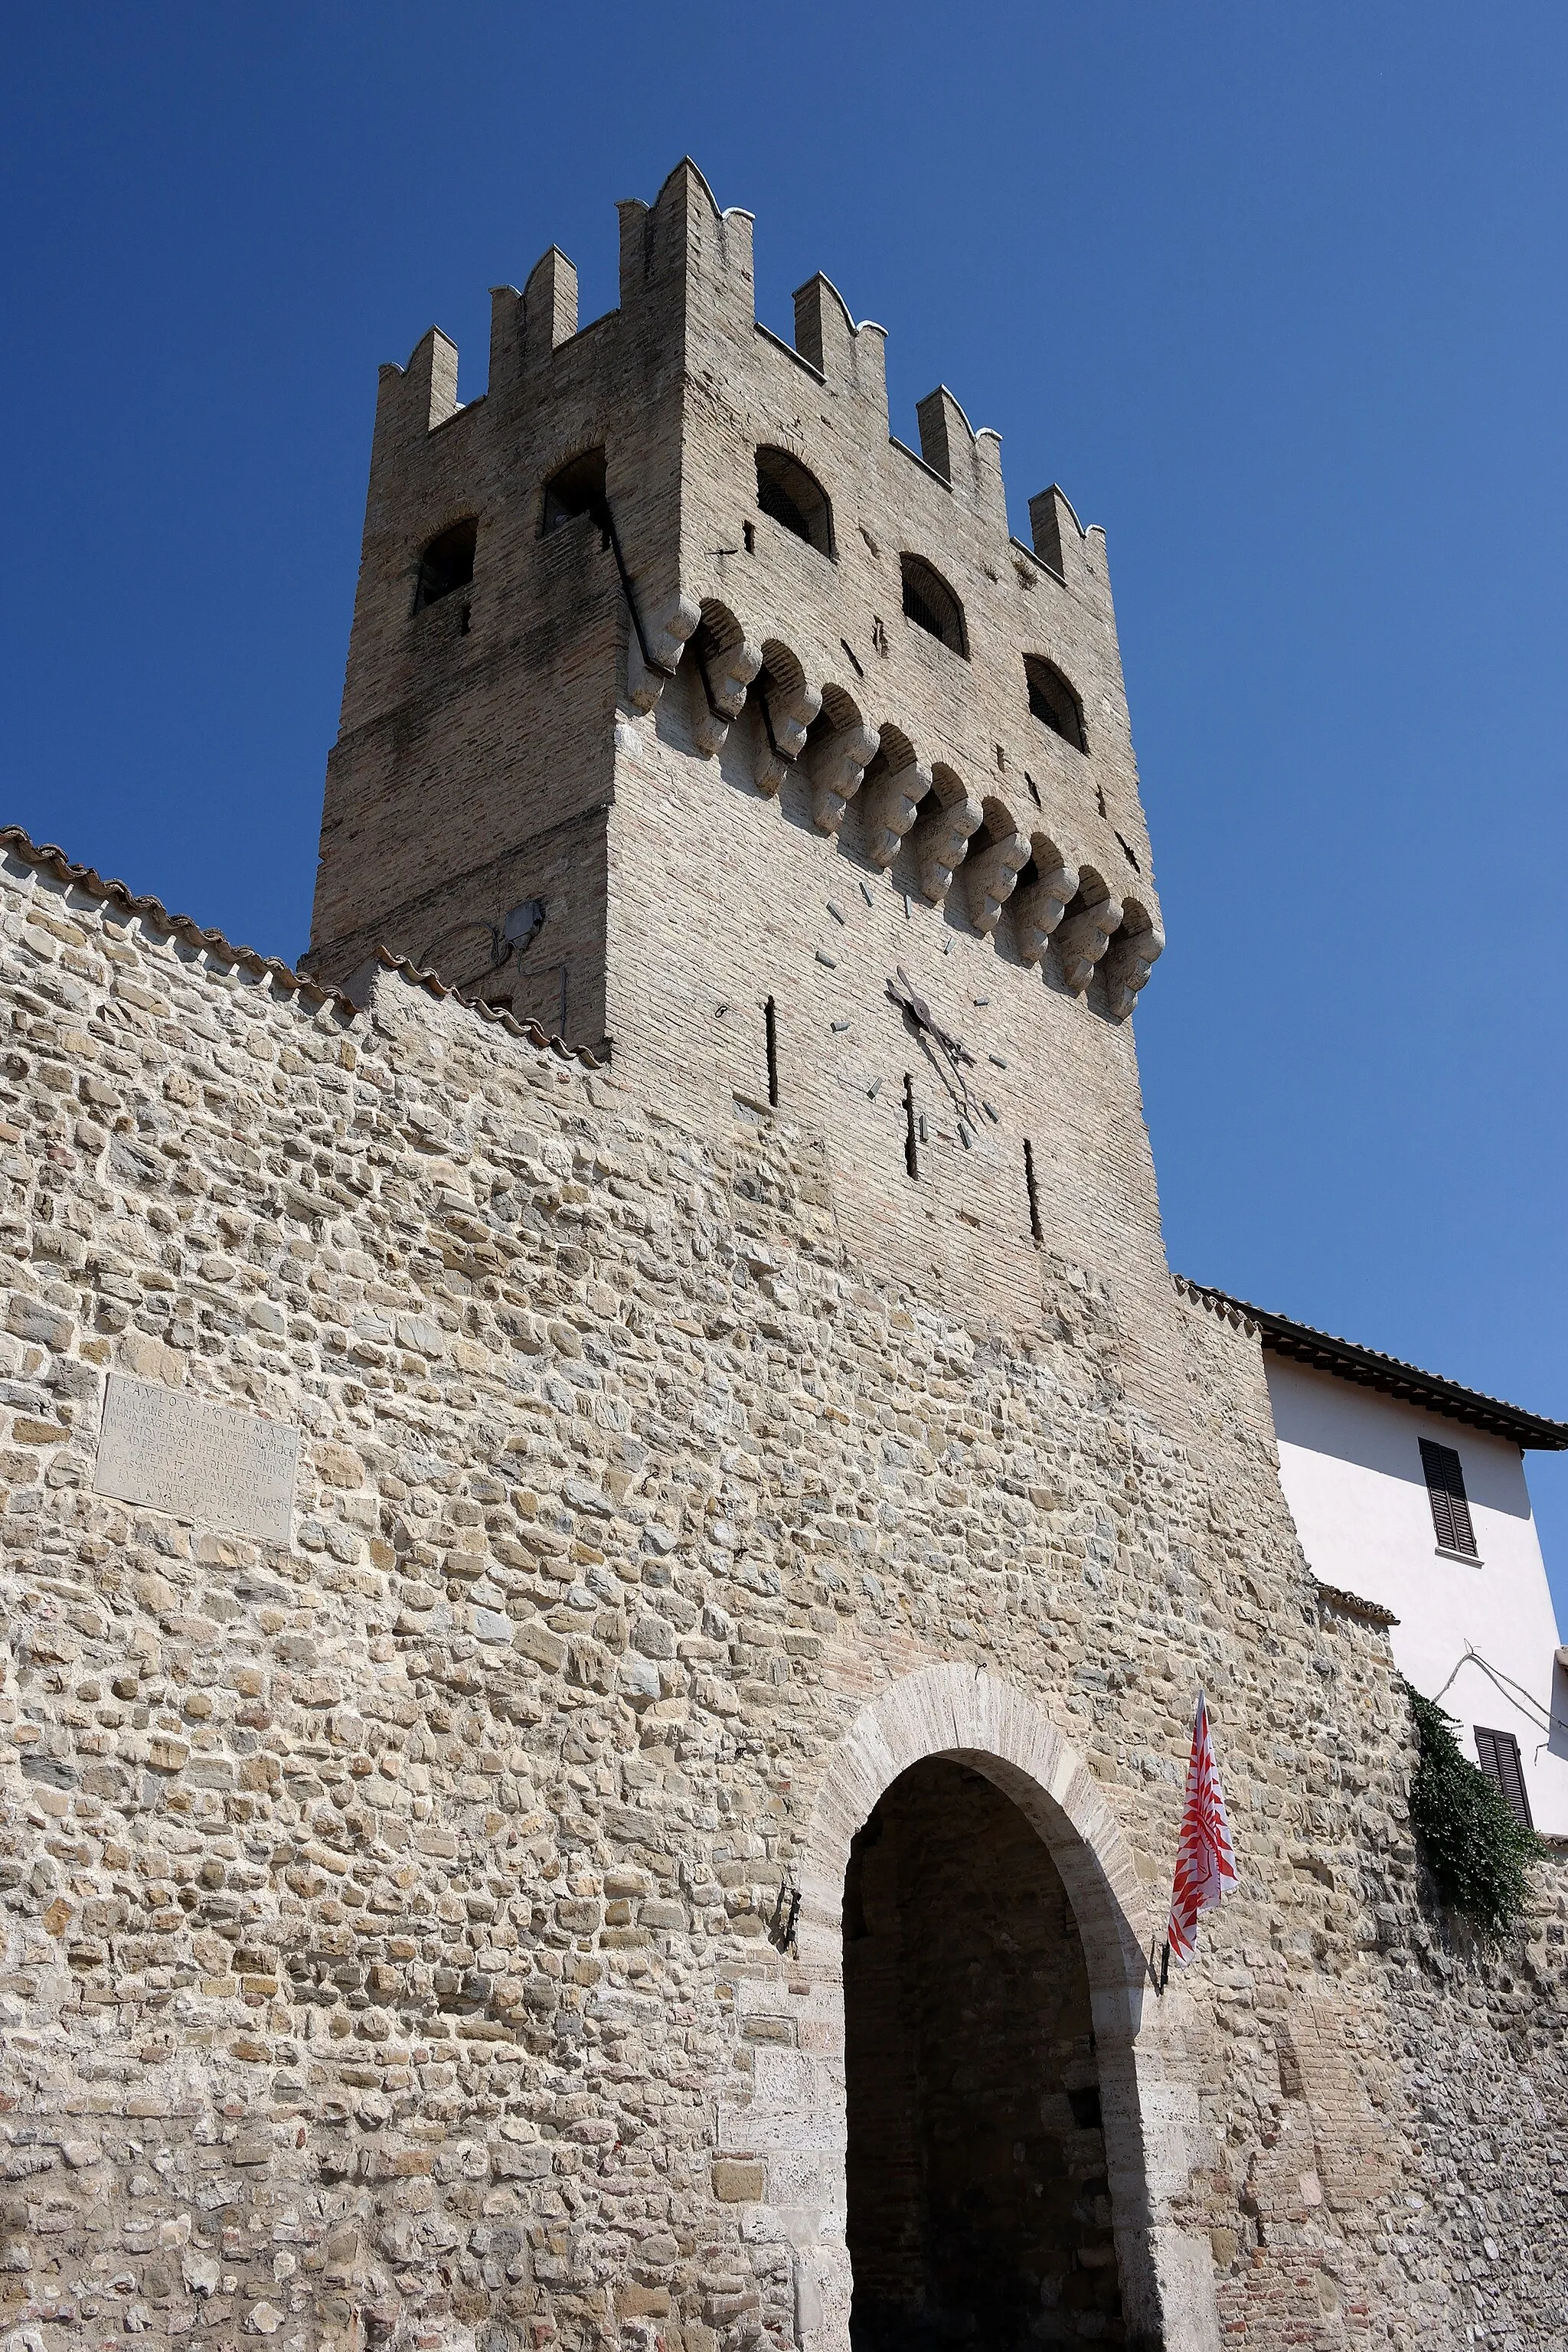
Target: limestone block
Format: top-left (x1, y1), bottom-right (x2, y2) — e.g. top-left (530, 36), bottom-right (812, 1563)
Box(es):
top-left (626, 632), bottom-right (669, 715)
top-left (765, 677), bottom-right (822, 766)
top-left (1102, 915), bottom-right (1165, 1021)
top-left (643, 590), bottom-right (701, 675)
top-left (708, 639), bottom-right (763, 717)
top-left (713, 2160), bottom-right (766, 2202)
top-left (917, 786), bottom-right (983, 903)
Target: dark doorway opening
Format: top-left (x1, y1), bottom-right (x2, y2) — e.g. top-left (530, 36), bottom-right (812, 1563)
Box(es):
top-left (844, 1759), bottom-right (1119, 2350)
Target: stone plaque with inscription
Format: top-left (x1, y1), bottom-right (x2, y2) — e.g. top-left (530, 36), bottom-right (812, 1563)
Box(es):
top-left (93, 1374), bottom-right (299, 1544)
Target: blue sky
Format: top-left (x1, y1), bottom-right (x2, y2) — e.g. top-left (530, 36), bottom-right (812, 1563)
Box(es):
top-left (5, 5), bottom-right (1566, 1622)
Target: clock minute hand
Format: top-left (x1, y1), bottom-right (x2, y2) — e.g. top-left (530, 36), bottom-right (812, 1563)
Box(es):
top-left (888, 969), bottom-right (977, 1114)
top-left (890, 968), bottom-right (973, 1067)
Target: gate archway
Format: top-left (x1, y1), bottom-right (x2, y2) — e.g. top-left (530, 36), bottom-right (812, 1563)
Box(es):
top-left (714, 1667), bottom-right (1220, 2352)
top-left (844, 1756), bottom-right (1121, 2346)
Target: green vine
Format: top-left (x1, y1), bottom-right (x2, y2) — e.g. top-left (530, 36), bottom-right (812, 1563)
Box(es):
top-left (1403, 1681), bottom-right (1541, 1939)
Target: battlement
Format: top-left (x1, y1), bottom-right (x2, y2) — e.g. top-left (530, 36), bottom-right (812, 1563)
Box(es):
top-left (311, 162), bottom-right (1168, 1344)
top-left (362, 160), bottom-right (1120, 655)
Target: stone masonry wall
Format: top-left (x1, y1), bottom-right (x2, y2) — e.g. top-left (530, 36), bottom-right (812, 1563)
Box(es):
top-left (606, 652), bottom-right (1175, 1403)
top-left (1, 838), bottom-right (1566, 2352)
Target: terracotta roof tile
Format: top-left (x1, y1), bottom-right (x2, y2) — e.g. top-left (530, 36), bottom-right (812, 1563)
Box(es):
top-left (1174, 1275), bottom-right (1568, 1451)
top-left (0, 825), bottom-right (604, 1071)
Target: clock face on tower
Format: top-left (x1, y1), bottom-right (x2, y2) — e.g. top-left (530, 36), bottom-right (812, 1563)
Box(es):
top-left (887, 966), bottom-right (978, 1125)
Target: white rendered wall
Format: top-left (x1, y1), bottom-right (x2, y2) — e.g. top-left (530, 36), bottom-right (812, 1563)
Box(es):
top-left (1266, 1357), bottom-right (1568, 1836)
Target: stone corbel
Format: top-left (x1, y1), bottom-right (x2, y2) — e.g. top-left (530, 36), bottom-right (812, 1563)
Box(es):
top-left (710, 640), bottom-right (763, 716)
top-left (1056, 892), bottom-right (1125, 994)
top-left (644, 590), bottom-right (701, 674)
top-left (756, 678), bottom-right (825, 795)
top-left (692, 703), bottom-right (728, 758)
top-left (1012, 863), bottom-right (1080, 965)
top-left (625, 590), bottom-right (701, 714)
top-left (1102, 916), bottom-right (1165, 1020)
top-left (626, 632), bottom-right (668, 715)
top-left (861, 760), bottom-right (930, 868)
top-left (691, 638), bottom-right (763, 760)
top-left (918, 791), bottom-right (983, 905)
top-left (810, 723), bottom-right (881, 835)
top-left (963, 831), bottom-right (1031, 936)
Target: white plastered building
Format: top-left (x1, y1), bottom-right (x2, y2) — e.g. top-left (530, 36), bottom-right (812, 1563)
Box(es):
top-left (1186, 1285), bottom-right (1568, 1838)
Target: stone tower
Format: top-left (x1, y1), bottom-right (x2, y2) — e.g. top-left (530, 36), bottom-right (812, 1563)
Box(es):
top-left (309, 159), bottom-right (1168, 1352)
top-left (7, 158), bottom-right (1560, 2352)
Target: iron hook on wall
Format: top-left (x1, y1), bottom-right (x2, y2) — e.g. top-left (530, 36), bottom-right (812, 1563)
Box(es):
top-left (766, 1877), bottom-right (801, 1955)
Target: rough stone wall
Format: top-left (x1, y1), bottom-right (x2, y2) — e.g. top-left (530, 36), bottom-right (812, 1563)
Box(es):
top-left (1197, 1585), bottom-right (1568, 2352)
top-left (1, 841), bottom-right (1566, 2352)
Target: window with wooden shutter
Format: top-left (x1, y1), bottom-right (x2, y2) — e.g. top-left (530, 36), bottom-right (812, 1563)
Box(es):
top-left (1474, 1726), bottom-right (1533, 1828)
top-left (1419, 1436), bottom-right (1478, 1557)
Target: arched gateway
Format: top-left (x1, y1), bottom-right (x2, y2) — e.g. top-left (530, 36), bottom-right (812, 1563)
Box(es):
top-left (715, 1668), bottom-right (1221, 2352)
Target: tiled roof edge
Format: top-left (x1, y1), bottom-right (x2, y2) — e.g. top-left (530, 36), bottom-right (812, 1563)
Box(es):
top-left (1174, 1274), bottom-right (1568, 1452)
top-left (0, 825), bottom-right (603, 1073)
top-left (365, 946), bottom-right (606, 1070)
top-left (1172, 1276), bottom-right (1259, 1338)
top-left (1314, 1579), bottom-right (1400, 1629)
top-left (2, 824), bottom-right (342, 1003)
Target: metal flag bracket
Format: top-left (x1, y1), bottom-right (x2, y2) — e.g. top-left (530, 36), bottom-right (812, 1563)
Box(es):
top-left (766, 1876), bottom-right (802, 1955)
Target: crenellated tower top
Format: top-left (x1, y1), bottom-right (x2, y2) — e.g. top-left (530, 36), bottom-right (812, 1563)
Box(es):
top-left (310, 161), bottom-right (1170, 1337)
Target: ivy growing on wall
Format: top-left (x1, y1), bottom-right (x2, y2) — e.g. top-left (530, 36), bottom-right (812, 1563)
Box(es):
top-left (1404, 1681), bottom-right (1541, 1939)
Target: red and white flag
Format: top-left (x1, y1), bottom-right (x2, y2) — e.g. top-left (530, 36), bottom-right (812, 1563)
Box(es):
top-left (1166, 1690), bottom-right (1236, 1968)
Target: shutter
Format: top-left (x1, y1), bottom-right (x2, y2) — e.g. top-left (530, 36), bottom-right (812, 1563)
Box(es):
top-left (1419, 1437), bottom-right (1477, 1556)
top-left (1475, 1726), bottom-right (1534, 1828)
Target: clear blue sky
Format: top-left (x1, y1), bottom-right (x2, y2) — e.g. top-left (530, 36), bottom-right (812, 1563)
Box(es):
top-left (5, 7), bottom-right (1566, 1622)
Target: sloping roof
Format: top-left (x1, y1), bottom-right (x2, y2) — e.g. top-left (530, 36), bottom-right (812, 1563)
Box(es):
top-left (1175, 1277), bottom-right (1568, 1451)
top-left (0, 825), bottom-right (603, 1069)
top-left (2, 824), bottom-right (338, 1003)
top-left (1314, 1579), bottom-right (1400, 1628)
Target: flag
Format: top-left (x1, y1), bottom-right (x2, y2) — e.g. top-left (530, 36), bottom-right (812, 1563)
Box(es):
top-left (1166, 1689), bottom-right (1236, 1968)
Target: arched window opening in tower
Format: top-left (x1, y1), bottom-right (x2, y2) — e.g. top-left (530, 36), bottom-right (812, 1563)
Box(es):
top-left (541, 449), bottom-right (609, 536)
top-left (1024, 655), bottom-right (1088, 751)
top-left (755, 447), bottom-right (834, 557)
top-left (412, 518), bottom-right (477, 612)
top-left (900, 555), bottom-right (967, 657)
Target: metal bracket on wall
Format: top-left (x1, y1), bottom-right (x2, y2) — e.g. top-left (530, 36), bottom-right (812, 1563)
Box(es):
top-left (766, 1878), bottom-right (801, 1955)
top-left (599, 496), bottom-right (677, 683)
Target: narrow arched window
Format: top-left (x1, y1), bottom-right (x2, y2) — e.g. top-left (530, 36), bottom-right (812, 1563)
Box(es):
top-left (756, 448), bottom-right (833, 556)
top-left (412, 518), bottom-right (476, 611)
top-left (1024, 656), bottom-right (1087, 751)
top-left (900, 555), bottom-right (967, 657)
top-left (541, 448), bottom-right (608, 535)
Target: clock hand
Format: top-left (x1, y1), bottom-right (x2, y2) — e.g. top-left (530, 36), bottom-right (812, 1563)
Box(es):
top-left (890, 968), bottom-right (974, 1067)
top-left (887, 969), bottom-right (978, 1117)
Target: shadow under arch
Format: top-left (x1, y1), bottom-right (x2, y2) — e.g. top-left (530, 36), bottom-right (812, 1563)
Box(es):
top-left (753, 1664), bottom-right (1220, 2352)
